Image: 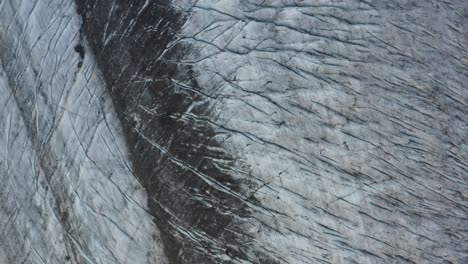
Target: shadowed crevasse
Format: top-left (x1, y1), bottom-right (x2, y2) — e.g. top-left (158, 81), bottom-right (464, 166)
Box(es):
top-left (74, 1), bottom-right (274, 263)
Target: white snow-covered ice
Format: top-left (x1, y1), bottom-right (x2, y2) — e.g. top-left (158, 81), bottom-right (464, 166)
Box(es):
top-left (0, 0), bottom-right (166, 263)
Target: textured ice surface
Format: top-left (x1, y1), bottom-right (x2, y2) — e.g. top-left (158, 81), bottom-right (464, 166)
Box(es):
top-left (0, 0), bottom-right (166, 263)
top-left (165, 0), bottom-right (468, 263)
top-left (1, 0), bottom-right (468, 263)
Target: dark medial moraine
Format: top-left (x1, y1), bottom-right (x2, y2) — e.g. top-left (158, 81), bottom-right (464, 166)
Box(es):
top-left (74, 1), bottom-right (276, 263)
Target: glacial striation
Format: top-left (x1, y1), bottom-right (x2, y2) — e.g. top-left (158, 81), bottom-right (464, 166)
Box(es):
top-left (1, 0), bottom-right (468, 263)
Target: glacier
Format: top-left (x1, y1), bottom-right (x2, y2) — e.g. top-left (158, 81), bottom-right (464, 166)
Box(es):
top-left (1, 0), bottom-right (467, 263)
